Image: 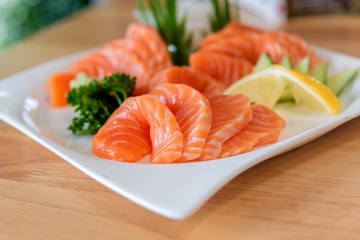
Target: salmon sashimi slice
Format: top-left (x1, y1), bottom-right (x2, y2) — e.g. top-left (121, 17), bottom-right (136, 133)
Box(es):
top-left (71, 52), bottom-right (115, 79)
top-left (50, 48), bottom-right (144, 108)
top-left (47, 72), bottom-right (76, 108)
top-left (100, 44), bottom-right (148, 77)
top-left (263, 31), bottom-right (304, 66)
top-left (103, 38), bottom-right (156, 69)
top-left (247, 105), bottom-right (286, 146)
top-left (200, 36), bottom-right (253, 62)
top-left (93, 118), bottom-right (152, 162)
top-left (266, 31), bottom-right (322, 67)
top-left (224, 21), bottom-right (264, 34)
top-left (125, 23), bottom-right (172, 71)
top-left (201, 33), bottom-right (286, 65)
top-left (48, 22), bottom-right (172, 107)
top-left (149, 83), bottom-right (212, 161)
top-left (148, 66), bottom-right (226, 97)
top-left (197, 94), bottom-right (252, 161)
top-left (92, 95), bottom-right (183, 163)
top-left (254, 34), bottom-right (287, 64)
top-left (219, 104), bottom-right (286, 158)
top-left (200, 21), bottom-right (264, 48)
top-left (219, 131), bottom-right (261, 158)
top-left (100, 45), bottom-right (151, 95)
top-left (189, 51), bottom-right (253, 87)
top-left (199, 21), bottom-right (322, 68)
top-left (200, 41), bottom-right (249, 61)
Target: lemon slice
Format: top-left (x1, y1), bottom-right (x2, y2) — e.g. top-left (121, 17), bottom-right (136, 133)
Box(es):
top-left (224, 65), bottom-right (342, 114)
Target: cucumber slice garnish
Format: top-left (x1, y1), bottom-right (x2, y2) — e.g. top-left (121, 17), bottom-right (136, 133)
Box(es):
top-left (295, 56), bottom-right (310, 73)
top-left (278, 86), bottom-right (293, 102)
top-left (278, 56), bottom-right (294, 101)
top-left (309, 61), bottom-right (329, 85)
top-left (280, 55), bottom-right (293, 69)
top-left (253, 53), bottom-right (273, 72)
top-left (327, 68), bottom-right (359, 96)
top-left (253, 53), bottom-right (359, 101)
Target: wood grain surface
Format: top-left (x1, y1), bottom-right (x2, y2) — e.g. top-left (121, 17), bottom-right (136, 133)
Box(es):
top-left (1, 1), bottom-right (360, 239)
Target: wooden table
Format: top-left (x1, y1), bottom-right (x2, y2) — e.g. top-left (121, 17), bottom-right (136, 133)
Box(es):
top-left (1, 1), bottom-right (360, 239)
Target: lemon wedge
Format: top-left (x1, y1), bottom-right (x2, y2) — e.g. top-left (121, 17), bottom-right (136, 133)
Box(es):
top-left (224, 65), bottom-right (342, 114)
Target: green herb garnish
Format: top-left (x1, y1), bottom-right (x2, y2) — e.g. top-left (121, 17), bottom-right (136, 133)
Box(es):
top-left (136, 0), bottom-right (237, 65)
top-left (136, 0), bottom-right (193, 66)
top-left (209, 0), bottom-right (236, 32)
top-left (67, 73), bottom-right (136, 135)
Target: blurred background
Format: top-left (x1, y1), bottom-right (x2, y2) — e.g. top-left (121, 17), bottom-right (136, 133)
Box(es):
top-left (288, 0), bottom-right (360, 16)
top-left (0, 0), bottom-right (359, 52)
top-left (0, 0), bottom-right (93, 51)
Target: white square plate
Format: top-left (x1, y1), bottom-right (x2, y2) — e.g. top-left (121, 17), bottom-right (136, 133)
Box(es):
top-left (1, 46), bottom-right (360, 220)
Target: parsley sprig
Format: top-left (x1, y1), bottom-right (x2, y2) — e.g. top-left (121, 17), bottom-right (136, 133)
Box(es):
top-left (67, 73), bottom-right (136, 135)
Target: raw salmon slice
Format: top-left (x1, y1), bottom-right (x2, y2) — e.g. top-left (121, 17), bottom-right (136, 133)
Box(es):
top-left (220, 104), bottom-right (286, 158)
top-left (125, 23), bottom-right (172, 71)
top-left (189, 51), bottom-right (253, 87)
top-left (50, 53), bottom-right (113, 108)
top-left (200, 36), bottom-right (253, 62)
top-left (200, 21), bottom-right (263, 48)
top-left (148, 66), bottom-right (226, 97)
top-left (254, 34), bottom-right (287, 64)
top-left (104, 38), bottom-right (156, 69)
top-left (100, 44), bottom-right (148, 77)
top-left (149, 84), bottom-right (212, 161)
top-left (224, 21), bottom-right (264, 34)
top-left (199, 21), bottom-right (322, 68)
top-left (266, 31), bottom-right (322, 67)
top-left (197, 94), bottom-right (252, 161)
top-left (100, 44), bottom-right (151, 95)
top-left (71, 52), bottom-right (115, 79)
top-left (201, 33), bottom-right (286, 65)
top-left (47, 72), bottom-right (76, 108)
top-left (92, 95), bottom-right (183, 163)
top-left (201, 41), bottom-right (249, 60)
top-left (48, 22), bottom-right (172, 107)
top-left (93, 118), bottom-right (152, 162)
top-left (124, 23), bottom-right (174, 95)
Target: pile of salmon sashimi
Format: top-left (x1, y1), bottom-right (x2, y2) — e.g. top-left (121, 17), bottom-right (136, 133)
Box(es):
top-left (92, 84), bottom-right (286, 163)
top-left (46, 22), bottom-right (328, 164)
top-left (190, 22), bottom-right (322, 87)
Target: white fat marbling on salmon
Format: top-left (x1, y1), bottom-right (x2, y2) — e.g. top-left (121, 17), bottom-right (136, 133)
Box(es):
top-left (197, 94), bottom-right (252, 161)
top-left (92, 95), bottom-right (183, 163)
top-left (149, 83), bottom-right (212, 161)
top-left (220, 104), bottom-right (286, 158)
